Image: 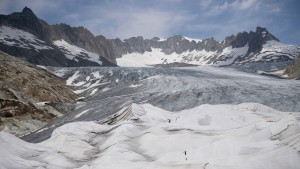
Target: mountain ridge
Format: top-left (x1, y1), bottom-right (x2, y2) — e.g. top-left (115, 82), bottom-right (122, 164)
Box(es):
top-left (0, 7), bottom-right (299, 67)
top-left (0, 7), bottom-right (117, 66)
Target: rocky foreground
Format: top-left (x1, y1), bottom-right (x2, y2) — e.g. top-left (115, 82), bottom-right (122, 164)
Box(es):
top-left (0, 51), bottom-right (76, 136)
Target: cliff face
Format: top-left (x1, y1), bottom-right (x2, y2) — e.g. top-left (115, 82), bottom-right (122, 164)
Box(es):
top-left (0, 51), bottom-right (77, 136)
top-left (44, 24), bottom-right (116, 64)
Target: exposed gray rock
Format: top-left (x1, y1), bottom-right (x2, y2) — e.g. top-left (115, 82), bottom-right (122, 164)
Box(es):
top-left (284, 54), bottom-right (300, 79)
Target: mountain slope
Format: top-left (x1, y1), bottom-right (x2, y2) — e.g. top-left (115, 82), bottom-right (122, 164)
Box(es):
top-left (0, 7), bottom-right (116, 66)
top-left (0, 51), bottom-right (76, 136)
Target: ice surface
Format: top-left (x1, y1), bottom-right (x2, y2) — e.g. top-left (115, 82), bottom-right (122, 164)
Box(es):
top-left (24, 66), bottom-right (300, 144)
top-left (90, 88), bottom-right (98, 95)
top-left (2, 103), bottom-right (300, 169)
top-left (74, 109), bottom-right (90, 118)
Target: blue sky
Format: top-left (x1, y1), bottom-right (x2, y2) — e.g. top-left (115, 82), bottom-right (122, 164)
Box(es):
top-left (1, 0), bottom-right (300, 45)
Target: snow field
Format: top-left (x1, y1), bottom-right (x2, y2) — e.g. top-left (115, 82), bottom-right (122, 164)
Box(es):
top-left (1, 103), bottom-right (300, 169)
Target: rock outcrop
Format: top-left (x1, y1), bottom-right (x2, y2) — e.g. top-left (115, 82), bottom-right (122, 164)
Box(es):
top-left (284, 54), bottom-right (300, 79)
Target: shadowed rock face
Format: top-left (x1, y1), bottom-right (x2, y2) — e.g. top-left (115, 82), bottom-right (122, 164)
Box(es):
top-left (0, 7), bottom-right (45, 39)
top-left (0, 51), bottom-right (77, 136)
top-left (284, 54), bottom-right (300, 79)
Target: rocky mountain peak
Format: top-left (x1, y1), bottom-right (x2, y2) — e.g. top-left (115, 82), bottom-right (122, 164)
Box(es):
top-left (0, 7), bottom-right (44, 39)
top-left (221, 26), bottom-right (280, 55)
top-left (21, 7), bottom-right (36, 17)
top-left (255, 26), bottom-right (279, 41)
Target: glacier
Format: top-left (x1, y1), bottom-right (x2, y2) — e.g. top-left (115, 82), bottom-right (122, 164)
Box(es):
top-left (20, 66), bottom-right (300, 143)
top-left (1, 103), bottom-right (300, 169)
top-left (4, 65), bottom-right (298, 169)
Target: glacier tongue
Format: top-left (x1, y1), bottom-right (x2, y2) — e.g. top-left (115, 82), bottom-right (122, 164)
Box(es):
top-left (1, 103), bottom-right (300, 169)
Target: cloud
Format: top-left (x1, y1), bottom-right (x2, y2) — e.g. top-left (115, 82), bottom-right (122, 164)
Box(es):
top-left (59, 3), bottom-right (194, 39)
top-left (203, 0), bottom-right (260, 16)
top-left (0, 0), bottom-right (298, 45)
top-left (199, 0), bottom-right (213, 8)
top-left (233, 0), bottom-right (257, 10)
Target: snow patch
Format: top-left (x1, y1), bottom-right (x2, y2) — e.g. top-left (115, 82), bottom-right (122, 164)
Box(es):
top-left (53, 39), bottom-right (102, 65)
top-left (0, 26), bottom-right (52, 51)
top-left (66, 71), bottom-right (80, 86)
top-left (157, 37), bottom-right (166, 41)
top-left (117, 47), bottom-right (216, 67)
top-left (184, 36), bottom-right (202, 43)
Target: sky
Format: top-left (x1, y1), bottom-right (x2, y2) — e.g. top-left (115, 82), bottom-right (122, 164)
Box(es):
top-left (0, 0), bottom-right (300, 45)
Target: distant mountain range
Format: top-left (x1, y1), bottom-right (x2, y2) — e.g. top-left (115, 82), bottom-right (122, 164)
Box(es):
top-left (0, 7), bottom-right (299, 67)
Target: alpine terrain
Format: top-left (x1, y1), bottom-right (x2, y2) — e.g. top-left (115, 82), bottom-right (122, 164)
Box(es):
top-left (0, 6), bottom-right (300, 169)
